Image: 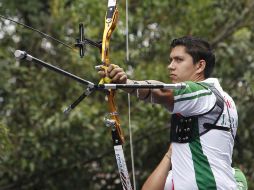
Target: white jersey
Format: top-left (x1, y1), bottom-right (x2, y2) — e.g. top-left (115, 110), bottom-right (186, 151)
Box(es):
top-left (167, 78), bottom-right (238, 190)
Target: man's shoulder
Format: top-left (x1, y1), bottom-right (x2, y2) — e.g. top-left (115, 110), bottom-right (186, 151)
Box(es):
top-left (172, 79), bottom-right (218, 115)
top-left (173, 80), bottom-right (211, 98)
top-left (174, 81), bottom-right (213, 103)
top-left (202, 78), bottom-right (235, 100)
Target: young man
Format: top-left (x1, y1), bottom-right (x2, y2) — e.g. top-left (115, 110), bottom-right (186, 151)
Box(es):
top-left (99, 36), bottom-right (238, 189)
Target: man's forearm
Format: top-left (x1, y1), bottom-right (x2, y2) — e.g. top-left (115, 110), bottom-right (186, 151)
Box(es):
top-left (124, 79), bottom-right (174, 108)
top-left (141, 151), bottom-right (172, 190)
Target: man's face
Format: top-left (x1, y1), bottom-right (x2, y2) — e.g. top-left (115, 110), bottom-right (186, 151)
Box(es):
top-left (168, 45), bottom-right (199, 83)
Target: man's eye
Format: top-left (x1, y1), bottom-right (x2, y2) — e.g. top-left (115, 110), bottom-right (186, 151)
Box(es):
top-left (175, 58), bottom-right (183, 62)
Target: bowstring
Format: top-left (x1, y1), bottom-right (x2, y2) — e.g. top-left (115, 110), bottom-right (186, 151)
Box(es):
top-left (126, 0), bottom-right (137, 189)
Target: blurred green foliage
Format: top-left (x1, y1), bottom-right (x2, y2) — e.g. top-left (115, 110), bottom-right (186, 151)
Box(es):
top-left (0, 0), bottom-right (253, 189)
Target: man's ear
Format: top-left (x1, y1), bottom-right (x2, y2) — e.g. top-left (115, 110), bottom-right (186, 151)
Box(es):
top-left (195, 60), bottom-right (206, 74)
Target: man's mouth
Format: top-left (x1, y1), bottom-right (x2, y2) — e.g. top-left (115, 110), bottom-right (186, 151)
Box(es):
top-left (169, 74), bottom-right (178, 83)
top-left (170, 74), bottom-right (177, 78)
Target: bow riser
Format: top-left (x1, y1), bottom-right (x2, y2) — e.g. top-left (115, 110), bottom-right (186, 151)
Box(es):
top-left (100, 0), bottom-right (125, 144)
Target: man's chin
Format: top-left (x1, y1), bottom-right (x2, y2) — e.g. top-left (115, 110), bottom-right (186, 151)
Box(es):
top-left (169, 76), bottom-right (179, 84)
top-left (170, 79), bottom-right (178, 84)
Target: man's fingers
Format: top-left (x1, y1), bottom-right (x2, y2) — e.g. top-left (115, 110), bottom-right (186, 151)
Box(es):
top-left (111, 71), bottom-right (127, 83)
top-left (98, 70), bottom-right (106, 78)
top-left (120, 75), bottom-right (127, 81)
top-left (97, 64), bottom-right (127, 84)
top-left (107, 64), bottom-right (119, 72)
top-left (108, 67), bottom-right (124, 78)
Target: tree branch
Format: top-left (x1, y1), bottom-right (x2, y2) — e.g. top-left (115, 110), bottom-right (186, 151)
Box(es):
top-left (211, 1), bottom-right (254, 48)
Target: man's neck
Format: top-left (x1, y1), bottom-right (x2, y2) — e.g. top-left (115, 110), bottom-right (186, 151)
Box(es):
top-left (191, 74), bottom-right (206, 82)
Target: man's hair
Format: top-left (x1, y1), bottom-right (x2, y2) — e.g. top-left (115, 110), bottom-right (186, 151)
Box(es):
top-left (170, 36), bottom-right (215, 78)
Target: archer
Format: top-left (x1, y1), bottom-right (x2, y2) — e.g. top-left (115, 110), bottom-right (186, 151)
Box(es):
top-left (99, 36), bottom-right (247, 189)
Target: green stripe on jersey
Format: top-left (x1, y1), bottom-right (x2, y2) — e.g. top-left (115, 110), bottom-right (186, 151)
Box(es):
top-left (174, 81), bottom-right (212, 102)
top-left (189, 138), bottom-right (216, 189)
top-left (174, 91), bottom-right (212, 103)
top-left (174, 81), bottom-right (209, 96)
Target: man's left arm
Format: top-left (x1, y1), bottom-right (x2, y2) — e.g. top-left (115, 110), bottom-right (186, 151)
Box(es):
top-left (141, 145), bottom-right (172, 190)
top-left (99, 65), bottom-right (175, 109)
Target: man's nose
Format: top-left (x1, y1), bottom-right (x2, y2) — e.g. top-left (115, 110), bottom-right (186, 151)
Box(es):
top-left (168, 61), bottom-right (175, 70)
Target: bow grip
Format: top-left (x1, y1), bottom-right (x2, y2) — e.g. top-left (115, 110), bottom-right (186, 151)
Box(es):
top-left (97, 64), bottom-right (118, 84)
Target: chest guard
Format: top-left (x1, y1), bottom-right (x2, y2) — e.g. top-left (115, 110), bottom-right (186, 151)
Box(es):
top-left (170, 83), bottom-right (230, 143)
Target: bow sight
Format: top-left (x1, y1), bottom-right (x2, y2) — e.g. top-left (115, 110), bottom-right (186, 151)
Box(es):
top-left (75, 23), bottom-right (102, 58)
